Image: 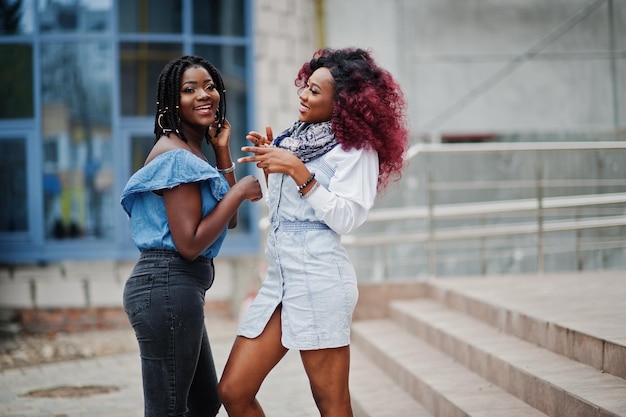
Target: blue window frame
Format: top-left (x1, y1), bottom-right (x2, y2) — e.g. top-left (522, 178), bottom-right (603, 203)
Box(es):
top-left (0, 0), bottom-right (257, 262)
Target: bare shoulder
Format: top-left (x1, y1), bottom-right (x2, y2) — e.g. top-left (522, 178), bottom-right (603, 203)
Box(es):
top-left (144, 135), bottom-right (190, 165)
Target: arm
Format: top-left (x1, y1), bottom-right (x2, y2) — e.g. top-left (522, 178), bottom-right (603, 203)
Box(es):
top-left (238, 140), bottom-right (377, 234)
top-left (163, 175), bottom-right (261, 261)
top-left (241, 125), bottom-right (316, 191)
top-left (306, 148), bottom-right (378, 234)
top-left (238, 144), bottom-right (314, 193)
top-left (207, 119), bottom-right (240, 229)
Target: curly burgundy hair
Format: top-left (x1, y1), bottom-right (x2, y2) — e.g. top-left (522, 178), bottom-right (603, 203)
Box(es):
top-left (295, 48), bottom-right (409, 190)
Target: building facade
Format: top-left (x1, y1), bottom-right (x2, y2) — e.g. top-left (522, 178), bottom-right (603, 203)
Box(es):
top-left (1, 0), bottom-right (624, 325)
top-left (0, 0), bottom-right (318, 324)
top-left (1, 0), bottom-right (258, 263)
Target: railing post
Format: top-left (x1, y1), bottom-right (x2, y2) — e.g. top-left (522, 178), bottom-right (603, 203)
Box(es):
top-left (536, 160), bottom-right (544, 273)
top-left (383, 241), bottom-right (389, 281)
top-left (480, 218), bottom-right (487, 275)
top-left (576, 208), bottom-right (583, 271)
top-left (427, 159), bottom-right (437, 277)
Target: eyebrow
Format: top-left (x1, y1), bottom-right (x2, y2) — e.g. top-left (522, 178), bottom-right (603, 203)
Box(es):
top-left (181, 78), bottom-right (213, 86)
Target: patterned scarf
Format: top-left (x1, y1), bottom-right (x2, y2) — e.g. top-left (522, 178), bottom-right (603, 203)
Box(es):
top-left (273, 121), bottom-right (338, 162)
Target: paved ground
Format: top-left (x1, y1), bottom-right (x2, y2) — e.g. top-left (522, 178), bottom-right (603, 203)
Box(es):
top-left (1, 270), bottom-right (625, 417)
top-left (0, 318), bottom-right (319, 417)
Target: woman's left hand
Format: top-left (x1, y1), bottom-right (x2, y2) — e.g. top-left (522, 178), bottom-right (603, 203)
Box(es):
top-left (246, 125), bottom-right (273, 147)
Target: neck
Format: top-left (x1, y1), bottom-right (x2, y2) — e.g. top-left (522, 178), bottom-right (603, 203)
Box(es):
top-left (181, 124), bottom-right (206, 147)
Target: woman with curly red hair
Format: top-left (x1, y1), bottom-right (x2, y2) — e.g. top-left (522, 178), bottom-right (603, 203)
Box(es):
top-left (218, 47), bottom-right (408, 416)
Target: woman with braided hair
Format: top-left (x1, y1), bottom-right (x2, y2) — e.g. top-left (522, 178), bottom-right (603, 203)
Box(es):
top-left (120, 55), bottom-right (262, 417)
top-left (218, 47), bottom-right (409, 417)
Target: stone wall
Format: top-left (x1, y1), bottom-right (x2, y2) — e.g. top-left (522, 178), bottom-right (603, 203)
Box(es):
top-left (0, 258), bottom-right (247, 334)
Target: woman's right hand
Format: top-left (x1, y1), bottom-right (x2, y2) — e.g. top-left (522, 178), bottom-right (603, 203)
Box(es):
top-left (232, 175), bottom-right (263, 202)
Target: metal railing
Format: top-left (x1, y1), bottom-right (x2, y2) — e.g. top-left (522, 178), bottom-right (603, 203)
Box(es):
top-left (342, 141), bottom-right (626, 280)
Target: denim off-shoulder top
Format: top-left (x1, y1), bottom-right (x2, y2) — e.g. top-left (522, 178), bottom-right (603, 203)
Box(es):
top-left (120, 149), bottom-right (230, 259)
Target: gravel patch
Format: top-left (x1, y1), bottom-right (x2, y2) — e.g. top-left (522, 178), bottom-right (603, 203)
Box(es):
top-left (0, 327), bottom-right (138, 370)
top-left (0, 313), bottom-right (238, 370)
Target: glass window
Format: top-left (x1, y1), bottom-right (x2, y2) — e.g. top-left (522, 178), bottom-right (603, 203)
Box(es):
top-left (193, 0), bottom-right (245, 36)
top-left (119, 0), bottom-right (182, 33)
top-left (0, 137), bottom-right (27, 232)
top-left (131, 134), bottom-right (155, 172)
top-left (0, 0), bottom-right (34, 35)
top-left (195, 44), bottom-right (247, 151)
top-left (120, 42), bottom-right (182, 116)
top-left (38, 0), bottom-right (111, 33)
top-left (41, 41), bottom-right (114, 240)
top-left (196, 43), bottom-right (247, 74)
top-left (0, 44), bottom-right (33, 119)
top-left (195, 43), bottom-right (250, 232)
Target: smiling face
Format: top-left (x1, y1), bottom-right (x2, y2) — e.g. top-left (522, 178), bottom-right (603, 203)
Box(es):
top-left (298, 67), bottom-right (335, 123)
top-left (178, 65), bottom-right (220, 131)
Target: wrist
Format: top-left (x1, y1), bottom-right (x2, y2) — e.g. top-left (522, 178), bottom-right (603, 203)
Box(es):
top-left (291, 162), bottom-right (312, 185)
top-left (214, 150), bottom-right (234, 168)
top-left (217, 161), bottom-right (236, 174)
top-left (300, 181), bottom-right (320, 199)
top-left (211, 142), bottom-right (230, 149)
top-left (296, 173), bottom-right (315, 193)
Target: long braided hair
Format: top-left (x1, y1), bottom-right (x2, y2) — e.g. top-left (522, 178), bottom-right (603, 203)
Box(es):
top-left (154, 55), bottom-right (227, 143)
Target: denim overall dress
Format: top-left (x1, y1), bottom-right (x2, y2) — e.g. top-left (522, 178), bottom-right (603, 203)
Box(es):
top-left (237, 154), bottom-right (359, 350)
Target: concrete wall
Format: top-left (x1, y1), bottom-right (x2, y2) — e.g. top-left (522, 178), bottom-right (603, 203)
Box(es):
top-left (322, 0), bottom-right (626, 279)
top-left (0, 258), bottom-right (248, 332)
top-left (252, 0), bottom-right (319, 134)
top-left (324, 0), bottom-right (625, 137)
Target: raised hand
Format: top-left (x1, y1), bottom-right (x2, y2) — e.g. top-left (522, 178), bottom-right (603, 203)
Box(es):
top-left (246, 125), bottom-right (274, 147)
top-left (207, 118), bottom-right (232, 149)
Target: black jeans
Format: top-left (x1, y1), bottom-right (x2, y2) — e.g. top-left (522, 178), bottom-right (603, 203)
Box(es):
top-left (123, 250), bottom-right (221, 417)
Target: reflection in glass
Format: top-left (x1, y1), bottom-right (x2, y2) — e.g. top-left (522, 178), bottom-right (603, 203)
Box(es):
top-left (193, 0), bottom-right (245, 36)
top-left (41, 42), bottom-right (114, 240)
top-left (38, 0), bottom-right (111, 33)
top-left (131, 134), bottom-right (154, 173)
top-left (120, 42), bottom-right (182, 116)
top-left (119, 0), bottom-right (181, 33)
top-left (0, 138), bottom-right (27, 232)
top-left (195, 43), bottom-right (247, 157)
top-left (0, 0), bottom-right (33, 35)
top-left (0, 44), bottom-right (33, 119)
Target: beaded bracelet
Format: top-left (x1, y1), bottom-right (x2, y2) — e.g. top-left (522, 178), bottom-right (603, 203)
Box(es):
top-left (296, 173), bottom-right (316, 192)
top-left (217, 161), bottom-right (236, 174)
top-left (300, 181), bottom-right (320, 199)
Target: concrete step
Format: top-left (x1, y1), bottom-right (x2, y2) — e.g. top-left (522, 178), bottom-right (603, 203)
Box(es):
top-left (391, 298), bottom-right (626, 417)
top-left (350, 344), bottom-right (433, 417)
top-left (351, 319), bottom-right (549, 417)
top-left (425, 273), bottom-right (626, 380)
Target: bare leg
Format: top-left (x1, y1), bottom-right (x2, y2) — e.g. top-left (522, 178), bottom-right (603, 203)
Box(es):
top-left (300, 345), bottom-right (353, 417)
top-left (218, 307), bottom-right (288, 417)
